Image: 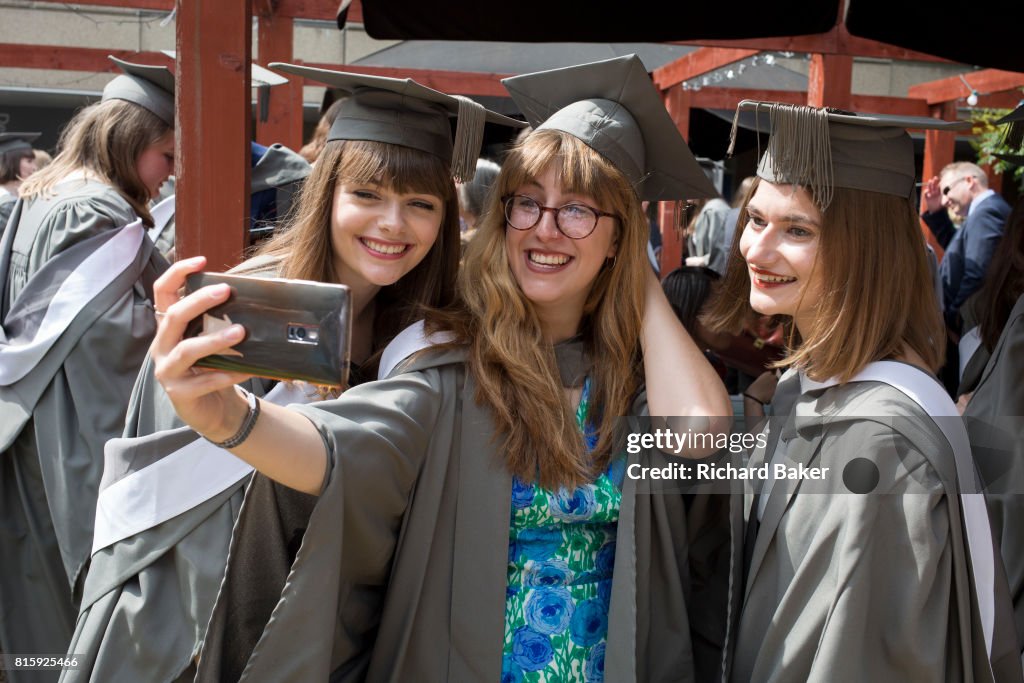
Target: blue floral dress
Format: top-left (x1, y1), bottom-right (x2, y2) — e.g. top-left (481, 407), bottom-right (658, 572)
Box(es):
top-left (501, 379), bottom-right (626, 683)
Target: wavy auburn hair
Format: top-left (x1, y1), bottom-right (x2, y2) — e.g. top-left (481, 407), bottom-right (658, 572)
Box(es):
top-left (20, 99), bottom-right (171, 226)
top-left (247, 139), bottom-right (459, 374)
top-left (427, 129), bottom-right (649, 489)
top-left (704, 177), bottom-right (944, 382)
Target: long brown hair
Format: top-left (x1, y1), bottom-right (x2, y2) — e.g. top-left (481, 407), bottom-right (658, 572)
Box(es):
top-left (976, 198), bottom-right (1024, 350)
top-left (20, 99), bottom-right (171, 226)
top-left (298, 98), bottom-right (346, 164)
top-left (427, 129), bottom-right (648, 489)
top-left (705, 177), bottom-right (944, 382)
top-left (250, 139), bottom-right (459, 371)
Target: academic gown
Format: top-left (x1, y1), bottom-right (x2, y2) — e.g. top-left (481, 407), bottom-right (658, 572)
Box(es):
top-left (724, 368), bottom-right (1021, 682)
top-left (194, 344), bottom-right (724, 683)
top-left (0, 190), bottom-right (16, 237)
top-left (0, 178), bottom-right (165, 683)
top-left (60, 257), bottom-right (322, 683)
top-left (964, 292), bottom-right (1024, 664)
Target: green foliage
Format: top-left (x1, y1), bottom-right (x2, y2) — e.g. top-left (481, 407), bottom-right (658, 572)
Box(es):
top-left (970, 96), bottom-right (1024, 191)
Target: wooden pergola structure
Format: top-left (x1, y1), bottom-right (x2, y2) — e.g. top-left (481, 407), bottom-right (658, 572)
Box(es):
top-left (2, 0), bottom-right (1023, 273)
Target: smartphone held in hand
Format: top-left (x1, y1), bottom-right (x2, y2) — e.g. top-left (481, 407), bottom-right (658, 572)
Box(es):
top-left (184, 272), bottom-right (351, 387)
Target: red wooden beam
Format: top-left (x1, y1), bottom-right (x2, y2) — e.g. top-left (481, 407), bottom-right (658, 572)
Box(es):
top-left (908, 68), bottom-right (1024, 105)
top-left (658, 202), bottom-right (683, 273)
top-left (652, 48), bottom-right (759, 90)
top-left (28, 0), bottom-right (356, 22)
top-left (689, 87), bottom-right (805, 109)
top-left (53, 0), bottom-right (173, 9)
top-left (850, 94), bottom-right (929, 117)
top-left (674, 25), bottom-right (953, 64)
top-left (257, 13), bottom-right (305, 150)
top-left (253, 0), bottom-right (275, 17)
top-left (658, 86), bottom-right (693, 276)
top-left (971, 92), bottom-right (1024, 109)
top-left (277, 0), bottom-right (357, 21)
top-left (686, 88), bottom-right (930, 118)
top-left (304, 61), bottom-right (510, 97)
top-left (919, 101), bottom-right (958, 261)
top-left (176, 0), bottom-right (252, 268)
top-left (807, 53), bottom-right (852, 109)
top-left (0, 44), bottom-right (169, 72)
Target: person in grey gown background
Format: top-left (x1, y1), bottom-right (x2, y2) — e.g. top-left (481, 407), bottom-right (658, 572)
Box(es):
top-left (0, 57), bottom-right (174, 683)
top-left (0, 132), bottom-right (41, 235)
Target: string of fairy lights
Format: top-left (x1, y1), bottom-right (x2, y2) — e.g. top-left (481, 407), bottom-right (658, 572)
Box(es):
top-left (680, 51), bottom-right (803, 91)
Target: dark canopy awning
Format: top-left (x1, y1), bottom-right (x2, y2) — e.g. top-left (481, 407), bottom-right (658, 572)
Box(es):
top-left (337, 0), bottom-right (1023, 72)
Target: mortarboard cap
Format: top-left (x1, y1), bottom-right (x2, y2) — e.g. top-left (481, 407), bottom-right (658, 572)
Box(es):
top-left (0, 132), bottom-right (41, 156)
top-left (729, 100), bottom-right (970, 209)
top-left (501, 54), bottom-right (718, 202)
top-left (162, 50), bottom-right (288, 123)
top-left (159, 51), bottom-right (288, 89)
top-left (269, 63), bottom-right (526, 182)
top-left (994, 102), bottom-right (1024, 167)
top-left (102, 56), bottom-right (175, 126)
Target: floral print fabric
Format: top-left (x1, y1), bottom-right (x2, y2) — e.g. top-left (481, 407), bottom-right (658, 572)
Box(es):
top-left (501, 379), bottom-right (625, 683)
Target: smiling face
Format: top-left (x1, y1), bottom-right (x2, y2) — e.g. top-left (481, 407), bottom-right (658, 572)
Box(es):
top-left (939, 170), bottom-right (976, 218)
top-left (504, 163), bottom-right (618, 326)
top-left (134, 132), bottom-right (175, 199)
top-left (740, 181), bottom-right (823, 335)
top-left (330, 180), bottom-right (444, 297)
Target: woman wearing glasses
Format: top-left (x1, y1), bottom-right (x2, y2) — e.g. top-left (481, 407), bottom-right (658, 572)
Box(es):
top-left (150, 55), bottom-right (730, 682)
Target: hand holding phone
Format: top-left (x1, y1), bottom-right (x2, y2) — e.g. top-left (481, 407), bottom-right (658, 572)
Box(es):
top-left (184, 272), bottom-right (352, 387)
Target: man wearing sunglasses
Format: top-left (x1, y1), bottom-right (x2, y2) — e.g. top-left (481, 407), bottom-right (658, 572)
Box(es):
top-left (922, 161), bottom-right (1011, 331)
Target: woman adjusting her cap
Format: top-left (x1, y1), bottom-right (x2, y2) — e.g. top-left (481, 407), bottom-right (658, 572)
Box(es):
top-left (150, 54), bottom-right (730, 682)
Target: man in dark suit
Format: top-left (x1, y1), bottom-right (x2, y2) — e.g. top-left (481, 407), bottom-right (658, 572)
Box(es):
top-left (922, 161), bottom-right (1011, 330)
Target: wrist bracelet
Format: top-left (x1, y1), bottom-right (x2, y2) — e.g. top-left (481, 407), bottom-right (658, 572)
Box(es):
top-left (210, 388), bottom-right (260, 449)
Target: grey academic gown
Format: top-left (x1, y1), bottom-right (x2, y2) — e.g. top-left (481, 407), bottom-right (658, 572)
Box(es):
top-left (0, 178), bottom-right (165, 683)
top-left (60, 256), bottom-right (318, 683)
top-left (725, 370), bottom-right (1021, 682)
top-left (194, 345), bottom-right (720, 683)
top-left (0, 192), bottom-right (16, 237)
top-left (965, 292), bottom-right (1024, 664)
top-left (58, 356), bottom-right (262, 683)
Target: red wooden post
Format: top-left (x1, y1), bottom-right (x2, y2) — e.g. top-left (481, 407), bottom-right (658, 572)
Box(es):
top-left (807, 53), bottom-right (853, 109)
top-left (658, 86), bottom-right (693, 277)
top-left (658, 202), bottom-right (683, 277)
top-left (257, 12), bottom-right (304, 151)
top-left (920, 101), bottom-right (958, 261)
top-left (175, 0), bottom-right (252, 268)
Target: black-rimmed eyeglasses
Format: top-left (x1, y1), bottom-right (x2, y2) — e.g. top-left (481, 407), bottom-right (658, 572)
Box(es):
top-left (503, 194), bottom-right (616, 239)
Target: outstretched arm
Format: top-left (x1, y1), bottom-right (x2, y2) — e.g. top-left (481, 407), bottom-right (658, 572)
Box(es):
top-left (150, 257), bottom-right (328, 495)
